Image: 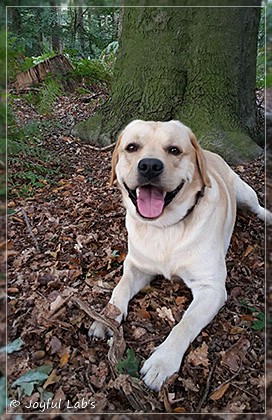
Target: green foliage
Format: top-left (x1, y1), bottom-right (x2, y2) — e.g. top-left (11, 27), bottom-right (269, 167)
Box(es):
top-left (103, 41), bottom-right (118, 55)
top-left (10, 74), bottom-right (63, 116)
top-left (32, 51), bottom-right (56, 65)
top-left (72, 58), bottom-right (112, 86)
top-left (68, 40), bottom-right (118, 87)
top-left (0, 30), bottom-right (6, 202)
top-left (100, 41), bottom-right (118, 74)
top-left (8, 118), bottom-right (62, 197)
top-left (37, 77), bottom-right (63, 115)
top-left (0, 377), bottom-right (7, 417)
top-left (251, 311), bottom-right (265, 331)
top-left (0, 31), bottom-right (5, 88)
top-left (239, 301), bottom-right (268, 332)
top-left (0, 337), bottom-right (25, 354)
top-left (7, 36), bottom-right (56, 82)
top-left (116, 348), bottom-right (140, 378)
top-left (7, 36), bottom-right (32, 82)
top-left (11, 364), bottom-right (53, 396)
top-left (7, 7), bottom-right (119, 61)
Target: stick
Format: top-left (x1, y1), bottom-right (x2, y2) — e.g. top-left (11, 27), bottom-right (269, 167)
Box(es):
top-left (196, 356), bottom-right (219, 412)
top-left (86, 142), bottom-right (116, 152)
top-left (71, 296), bottom-right (119, 334)
top-left (19, 208), bottom-right (40, 252)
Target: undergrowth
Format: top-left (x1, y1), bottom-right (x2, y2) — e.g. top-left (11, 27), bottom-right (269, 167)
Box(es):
top-left (37, 78), bottom-right (63, 115)
top-left (8, 118), bottom-right (63, 198)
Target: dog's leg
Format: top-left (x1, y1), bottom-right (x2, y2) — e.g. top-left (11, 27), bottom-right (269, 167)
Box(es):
top-left (89, 259), bottom-right (153, 339)
top-left (234, 174), bottom-right (272, 224)
top-left (140, 282), bottom-right (227, 391)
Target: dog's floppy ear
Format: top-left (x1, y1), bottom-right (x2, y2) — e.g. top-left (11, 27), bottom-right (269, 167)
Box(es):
top-left (190, 131), bottom-right (211, 188)
top-left (109, 132), bottom-right (123, 186)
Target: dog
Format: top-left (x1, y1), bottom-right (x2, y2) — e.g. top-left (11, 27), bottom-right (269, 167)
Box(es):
top-left (89, 120), bottom-right (271, 391)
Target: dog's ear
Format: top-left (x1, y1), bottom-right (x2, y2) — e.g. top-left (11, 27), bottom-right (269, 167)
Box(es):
top-left (190, 131), bottom-right (211, 188)
top-left (109, 132), bottom-right (123, 186)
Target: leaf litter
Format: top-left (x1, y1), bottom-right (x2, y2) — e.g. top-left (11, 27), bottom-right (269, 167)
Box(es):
top-left (6, 92), bottom-right (268, 414)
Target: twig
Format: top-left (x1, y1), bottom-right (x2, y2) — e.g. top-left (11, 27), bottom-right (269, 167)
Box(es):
top-left (86, 142), bottom-right (116, 152)
top-left (198, 359), bottom-right (244, 411)
top-left (196, 356), bottom-right (219, 412)
top-left (72, 296), bottom-right (119, 334)
top-left (19, 207), bottom-right (40, 252)
top-left (126, 336), bottom-right (162, 345)
top-left (230, 381), bottom-right (260, 401)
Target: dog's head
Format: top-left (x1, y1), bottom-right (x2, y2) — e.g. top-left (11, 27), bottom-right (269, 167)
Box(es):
top-left (110, 120), bottom-right (211, 223)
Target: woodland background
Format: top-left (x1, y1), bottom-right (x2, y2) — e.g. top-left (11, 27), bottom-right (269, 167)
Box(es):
top-left (0, 0), bottom-right (272, 417)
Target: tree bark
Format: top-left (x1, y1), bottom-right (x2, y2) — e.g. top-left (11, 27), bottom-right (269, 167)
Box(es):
top-left (10, 8), bottom-right (22, 39)
top-left (72, 5), bottom-right (262, 163)
top-left (77, 2), bottom-right (86, 55)
top-left (50, 4), bottom-right (61, 53)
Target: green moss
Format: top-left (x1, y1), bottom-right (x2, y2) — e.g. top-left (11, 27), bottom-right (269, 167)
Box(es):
top-left (72, 7), bottom-right (262, 161)
top-left (71, 113), bottom-right (103, 144)
top-left (198, 129), bottom-right (262, 164)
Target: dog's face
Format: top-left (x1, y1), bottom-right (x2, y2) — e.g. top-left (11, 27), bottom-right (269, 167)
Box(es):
top-left (111, 120), bottom-right (211, 223)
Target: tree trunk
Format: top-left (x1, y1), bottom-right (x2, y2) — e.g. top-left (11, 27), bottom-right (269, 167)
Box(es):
top-left (51, 4), bottom-right (61, 53)
top-left (71, 9), bottom-right (77, 48)
top-left (10, 8), bottom-right (22, 38)
top-left (72, 4), bottom-right (262, 163)
top-left (36, 8), bottom-right (43, 56)
top-left (78, 6), bottom-right (85, 55)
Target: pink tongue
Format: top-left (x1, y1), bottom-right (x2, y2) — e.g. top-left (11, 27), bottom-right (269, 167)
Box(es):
top-left (137, 186), bottom-right (165, 218)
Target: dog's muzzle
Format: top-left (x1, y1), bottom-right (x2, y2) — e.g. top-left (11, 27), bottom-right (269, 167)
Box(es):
top-left (124, 181), bottom-right (184, 219)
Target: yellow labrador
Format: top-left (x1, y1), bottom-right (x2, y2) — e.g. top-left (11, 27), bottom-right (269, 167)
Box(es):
top-left (89, 120), bottom-right (271, 391)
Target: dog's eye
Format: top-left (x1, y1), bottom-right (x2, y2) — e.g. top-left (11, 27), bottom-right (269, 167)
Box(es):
top-left (126, 143), bottom-right (139, 153)
top-left (168, 146), bottom-right (182, 156)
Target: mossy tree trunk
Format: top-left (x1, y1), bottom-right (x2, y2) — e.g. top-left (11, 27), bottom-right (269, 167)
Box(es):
top-left (72, 4), bottom-right (262, 163)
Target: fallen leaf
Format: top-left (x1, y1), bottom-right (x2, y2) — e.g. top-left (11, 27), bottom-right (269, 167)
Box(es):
top-left (242, 245), bottom-right (254, 259)
top-left (50, 336), bottom-right (62, 354)
top-left (43, 369), bottom-right (61, 389)
top-left (2, 337), bottom-right (24, 354)
top-left (109, 374), bottom-right (133, 396)
top-left (59, 347), bottom-right (70, 367)
top-left (181, 377), bottom-right (199, 392)
top-left (12, 364), bottom-right (53, 396)
top-left (103, 302), bottom-right (121, 319)
top-left (156, 306), bottom-right (175, 323)
top-left (210, 382), bottom-right (230, 401)
top-left (50, 295), bottom-right (66, 313)
top-left (187, 342), bottom-right (209, 368)
top-left (116, 348), bottom-right (140, 377)
top-left (132, 327), bottom-right (146, 339)
top-left (174, 407), bottom-right (187, 412)
top-left (89, 361), bottom-right (109, 389)
top-left (220, 337), bottom-right (250, 372)
top-left (236, 165), bottom-right (245, 172)
top-left (229, 326), bottom-right (245, 335)
top-left (175, 296), bottom-right (187, 306)
top-left (137, 308), bottom-right (151, 319)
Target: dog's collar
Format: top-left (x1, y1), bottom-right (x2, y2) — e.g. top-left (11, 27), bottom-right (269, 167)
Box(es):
top-left (180, 185), bottom-right (205, 222)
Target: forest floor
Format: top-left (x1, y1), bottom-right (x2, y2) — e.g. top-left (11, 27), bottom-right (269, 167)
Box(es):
top-left (5, 89), bottom-right (271, 416)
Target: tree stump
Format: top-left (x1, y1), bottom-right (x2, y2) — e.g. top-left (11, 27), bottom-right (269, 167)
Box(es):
top-left (15, 54), bottom-right (76, 92)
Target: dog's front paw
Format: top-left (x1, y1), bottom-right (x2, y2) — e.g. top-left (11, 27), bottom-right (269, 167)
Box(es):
top-left (88, 320), bottom-right (113, 339)
top-left (140, 348), bottom-right (179, 392)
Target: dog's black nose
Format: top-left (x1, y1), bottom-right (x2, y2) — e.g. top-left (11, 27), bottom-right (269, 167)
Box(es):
top-left (138, 158), bottom-right (164, 179)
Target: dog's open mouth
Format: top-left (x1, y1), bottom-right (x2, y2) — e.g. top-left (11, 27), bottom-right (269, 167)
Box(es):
top-left (124, 182), bottom-right (184, 219)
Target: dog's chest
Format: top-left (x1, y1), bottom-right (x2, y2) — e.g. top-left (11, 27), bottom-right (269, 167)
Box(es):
top-left (127, 222), bottom-right (197, 279)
